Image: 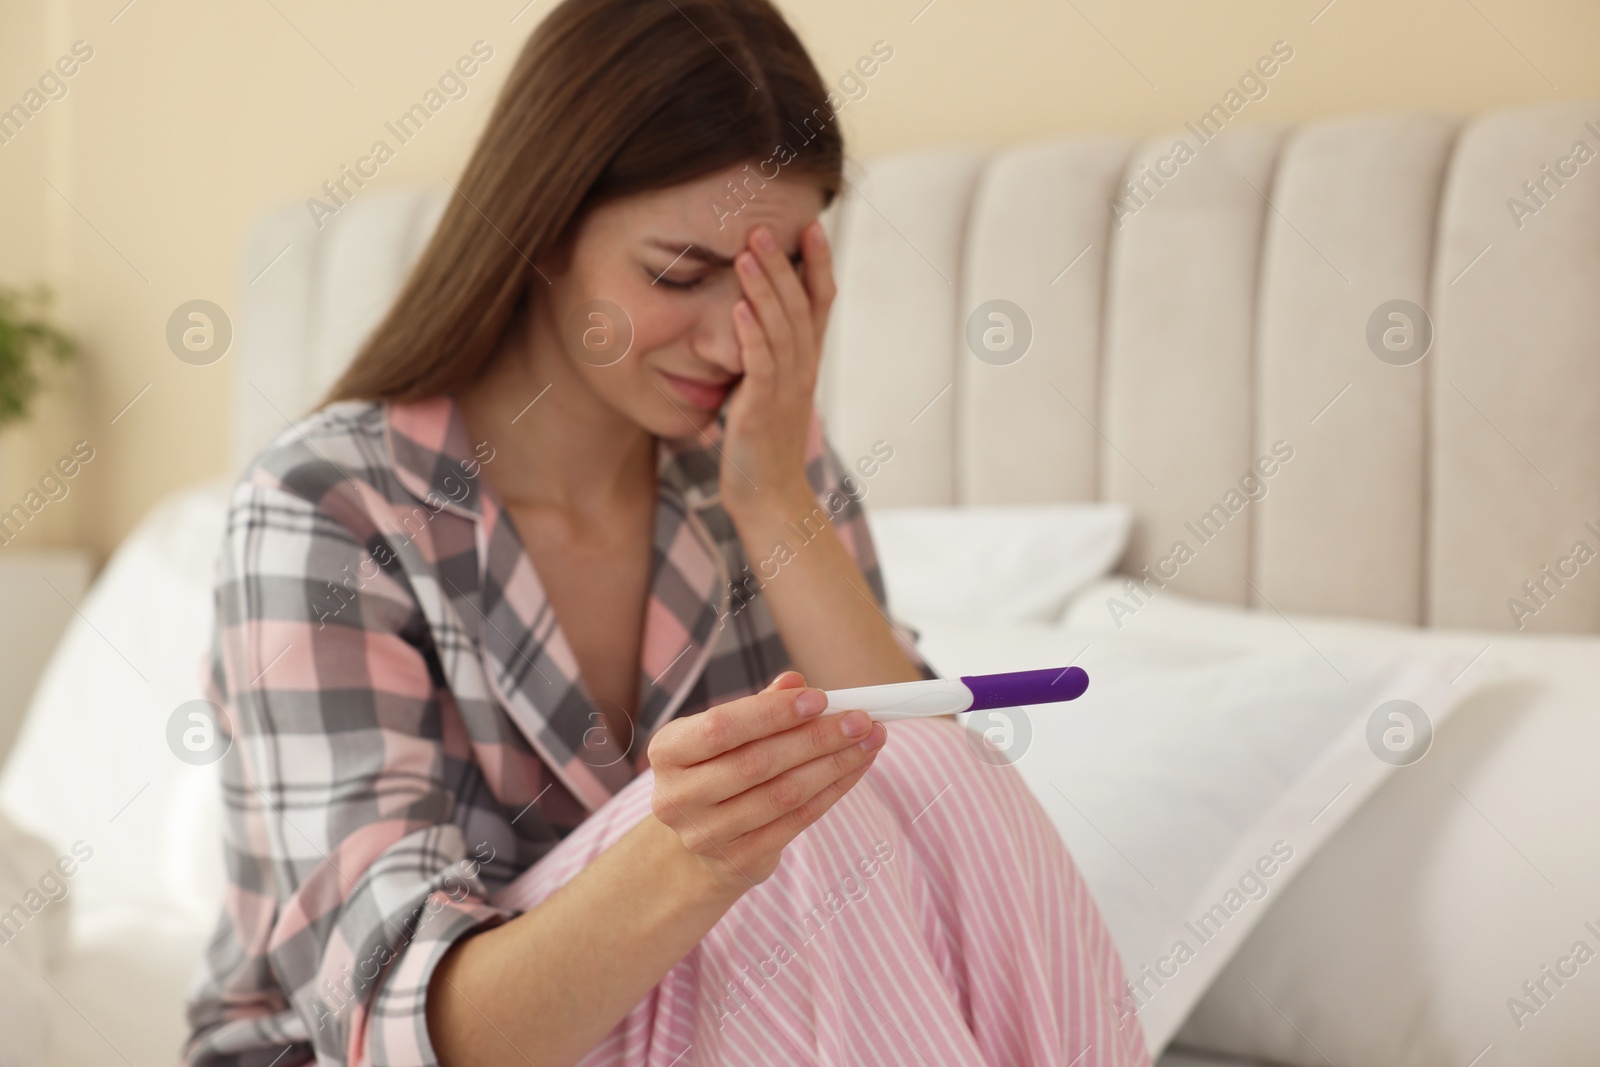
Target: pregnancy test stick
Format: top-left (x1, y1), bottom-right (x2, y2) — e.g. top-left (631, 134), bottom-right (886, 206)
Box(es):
top-left (823, 667), bottom-right (1089, 722)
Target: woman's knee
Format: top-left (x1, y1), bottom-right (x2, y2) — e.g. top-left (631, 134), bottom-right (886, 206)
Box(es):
top-left (875, 717), bottom-right (983, 778)
top-left (873, 716), bottom-right (1038, 808)
top-left (866, 718), bottom-right (953, 792)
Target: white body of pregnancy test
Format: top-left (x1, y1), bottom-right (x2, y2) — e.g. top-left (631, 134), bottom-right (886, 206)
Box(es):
top-left (822, 667), bottom-right (1090, 721)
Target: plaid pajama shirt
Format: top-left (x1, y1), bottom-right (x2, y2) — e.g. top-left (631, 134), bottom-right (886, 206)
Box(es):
top-left (182, 395), bottom-right (926, 1067)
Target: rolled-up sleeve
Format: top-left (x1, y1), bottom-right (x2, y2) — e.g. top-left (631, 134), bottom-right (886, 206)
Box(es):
top-left (803, 421), bottom-right (938, 681)
top-left (184, 478), bottom-right (511, 1067)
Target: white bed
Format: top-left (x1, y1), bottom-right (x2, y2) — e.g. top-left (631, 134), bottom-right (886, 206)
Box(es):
top-left (3, 96), bottom-right (1599, 1066)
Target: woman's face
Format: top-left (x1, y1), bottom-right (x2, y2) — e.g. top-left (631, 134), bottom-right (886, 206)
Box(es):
top-left (534, 163), bottom-right (827, 439)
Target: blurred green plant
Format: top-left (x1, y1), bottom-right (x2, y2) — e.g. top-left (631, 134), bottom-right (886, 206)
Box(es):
top-left (0, 285), bottom-right (76, 433)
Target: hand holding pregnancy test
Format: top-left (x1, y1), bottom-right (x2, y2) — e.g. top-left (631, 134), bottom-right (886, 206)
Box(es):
top-left (823, 667), bottom-right (1090, 721)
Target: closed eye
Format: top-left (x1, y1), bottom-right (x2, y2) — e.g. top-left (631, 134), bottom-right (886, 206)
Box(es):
top-left (648, 252), bottom-right (805, 290)
top-left (653, 271), bottom-right (706, 290)
top-left (646, 246), bottom-right (806, 287)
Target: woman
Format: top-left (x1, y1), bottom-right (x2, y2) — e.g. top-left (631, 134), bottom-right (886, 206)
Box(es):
top-left (184, 1), bottom-right (1148, 1065)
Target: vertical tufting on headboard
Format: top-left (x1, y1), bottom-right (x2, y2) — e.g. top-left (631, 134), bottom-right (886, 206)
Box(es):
top-left (818, 149), bottom-right (987, 505)
top-left (1428, 104), bottom-right (1600, 632)
top-left (820, 100), bottom-right (1600, 634)
top-left (958, 138), bottom-right (1131, 507)
top-left (1251, 115), bottom-right (1457, 627)
top-left (237, 100), bottom-right (1600, 633)
top-left (1100, 124), bottom-right (1285, 607)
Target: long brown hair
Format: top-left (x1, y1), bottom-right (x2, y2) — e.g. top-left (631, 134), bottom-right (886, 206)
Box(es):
top-left (325, 0), bottom-right (844, 404)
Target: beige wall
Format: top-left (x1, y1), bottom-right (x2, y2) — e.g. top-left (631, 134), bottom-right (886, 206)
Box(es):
top-left (1, 0), bottom-right (1596, 560)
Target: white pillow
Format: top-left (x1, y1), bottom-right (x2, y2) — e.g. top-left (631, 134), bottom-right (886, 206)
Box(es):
top-left (866, 503), bottom-right (1130, 628)
top-left (910, 616), bottom-right (1490, 1056)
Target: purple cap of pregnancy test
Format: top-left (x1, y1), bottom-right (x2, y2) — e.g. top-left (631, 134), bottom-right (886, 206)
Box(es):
top-left (959, 667), bottom-right (1090, 711)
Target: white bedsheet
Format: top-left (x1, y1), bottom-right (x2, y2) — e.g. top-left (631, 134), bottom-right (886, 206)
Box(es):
top-left (0, 482), bottom-right (228, 1067)
top-left (0, 811), bottom-right (63, 1067)
top-left (911, 612), bottom-right (1486, 1054)
top-left (1061, 582), bottom-right (1600, 1067)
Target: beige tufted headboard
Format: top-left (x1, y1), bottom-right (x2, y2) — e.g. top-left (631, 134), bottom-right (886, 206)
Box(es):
top-left (237, 100), bottom-right (1600, 635)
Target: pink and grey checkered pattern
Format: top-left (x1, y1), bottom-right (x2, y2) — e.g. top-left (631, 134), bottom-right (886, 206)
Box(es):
top-left (181, 395), bottom-right (929, 1067)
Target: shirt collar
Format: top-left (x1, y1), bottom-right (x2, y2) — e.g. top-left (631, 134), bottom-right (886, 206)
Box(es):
top-left (385, 393), bottom-right (727, 517)
top-left (384, 394), bottom-right (489, 520)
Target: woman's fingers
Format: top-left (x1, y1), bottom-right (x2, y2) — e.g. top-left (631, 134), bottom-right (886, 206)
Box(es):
top-left (651, 674), bottom-right (890, 887)
top-left (765, 670), bottom-right (806, 692)
top-left (648, 673), bottom-right (820, 768)
top-left (748, 226), bottom-right (815, 359)
top-left (734, 228), bottom-right (815, 376)
top-left (730, 299), bottom-right (774, 387)
top-left (722, 733), bottom-right (885, 859)
top-left (734, 249), bottom-right (793, 365)
top-left (801, 221), bottom-right (836, 342)
top-left (709, 720), bottom-right (885, 832)
top-left (680, 706), bottom-right (876, 808)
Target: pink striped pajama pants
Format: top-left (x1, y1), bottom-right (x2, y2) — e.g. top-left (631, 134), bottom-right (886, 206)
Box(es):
top-left (491, 718), bottom-right (1150, 1067)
